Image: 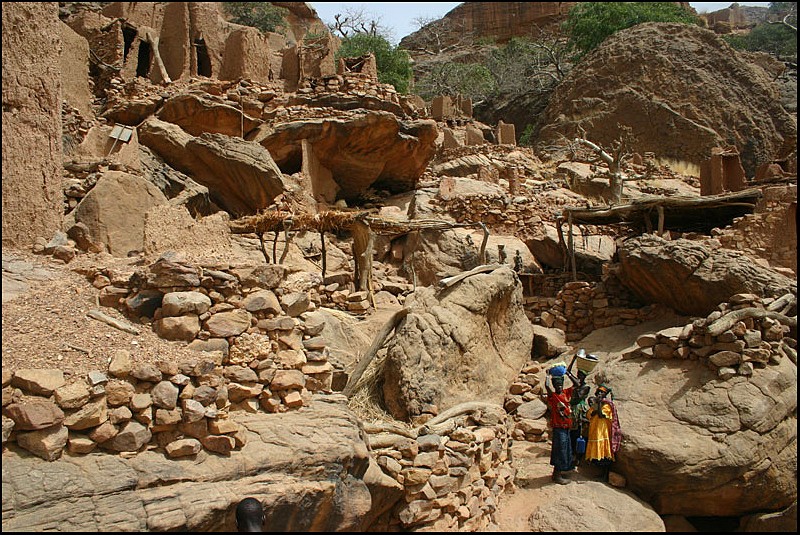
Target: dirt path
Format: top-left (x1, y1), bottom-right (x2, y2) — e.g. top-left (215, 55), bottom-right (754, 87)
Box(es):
top-left (493, 315), bottom-right (692, 531)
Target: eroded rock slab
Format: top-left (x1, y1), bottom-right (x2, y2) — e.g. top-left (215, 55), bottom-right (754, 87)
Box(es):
top-left (1, 395), bottom-right (383, 532)
top-left (383, 266), bottom-right (533, 421)
top-left (617, 234), bottom-right (797, 316)
top-left (594, 355), bottom-right (796, 516)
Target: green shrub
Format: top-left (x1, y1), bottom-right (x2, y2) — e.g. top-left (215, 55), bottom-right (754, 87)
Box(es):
top-left (563, 2), bottom-right (699, 56)
top-left (519, 124), bottom-right (535, 147)
top-left (415, 62), bottom-right (496, 101)
top-left (724, 22), bottom-right (797, 59)
top-left (224, 2), bottom-right (288, 34)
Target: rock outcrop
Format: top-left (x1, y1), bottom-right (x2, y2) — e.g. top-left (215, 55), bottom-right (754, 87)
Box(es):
top-left (594, 353), bottom-right (796, 516)
top-left (255, 111), bottom-right (438, 200)
top-left (400, 2), bottom-right (575, 51)
top-left (536, 23), bottom-right (797, 176)
top-left (617, 234), bottom-right (797, 316)
top-left (2, 395), bottom-right (378, 532)
top-left (138, 117), bottom-right (288, 216)
top-left (383, 266), bottom-right (533, 421)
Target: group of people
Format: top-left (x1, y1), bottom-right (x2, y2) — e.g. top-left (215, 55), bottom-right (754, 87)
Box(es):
top-left (545, 351), bottom-right (621, 485)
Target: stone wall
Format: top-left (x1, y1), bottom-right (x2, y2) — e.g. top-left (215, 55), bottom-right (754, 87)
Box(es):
top-left (622, 293), bottom-right (796, 379)
top-left (715, 185), bottom-right (797, 274)
top-left (2, 2), bottom-right (64, 247)
top-left (525, 280), bottom-right (663, 342)
top-left (366, 409), bottom-right (515, 531)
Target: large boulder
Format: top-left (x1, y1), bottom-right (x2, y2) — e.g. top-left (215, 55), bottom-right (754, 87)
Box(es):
top-left (535, 23), bottom-right (796, 176)
top-left (70, 171), bottom-right (169, 256)
top-left (526, 480), bottom-right (665, 531)
top-left (382, 266), bottom-right (533, 421)
top-left (593, 355), bottom-right (796, 516)
top-left (254, 111), bottom-right (438, 200)
top-left (138, 117), bottom-right (288, 216)
top-left (1, 395), bottom-right (389, 532)
top-left (617, 234), bottom-right (797, 316)
top-left (156, 92), bottom-right (262, 138)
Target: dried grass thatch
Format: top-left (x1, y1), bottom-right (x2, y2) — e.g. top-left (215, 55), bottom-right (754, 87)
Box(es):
top-left (230, 210), bottom-right (486, 237)
top-left (346, 349), bottom-right (400, 425)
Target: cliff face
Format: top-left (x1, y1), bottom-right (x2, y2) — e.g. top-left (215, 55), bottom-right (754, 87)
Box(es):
top-left (399, 2), bottom-right (576, 52)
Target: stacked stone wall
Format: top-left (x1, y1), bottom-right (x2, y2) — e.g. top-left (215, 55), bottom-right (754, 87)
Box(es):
top-left (622, 293), bottom-right (797, 379)
top-left (365, 409), bottom-right (516, 531)
top-left (526, 281), bottom-right (662, 342)
top-left (297, 72), bottom-right (400, 104)
top-left (715, 185), bottom-right (797, 273)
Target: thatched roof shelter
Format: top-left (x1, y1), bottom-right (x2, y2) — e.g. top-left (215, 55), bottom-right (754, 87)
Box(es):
top-left (560, 188), bottom-right (763, 234)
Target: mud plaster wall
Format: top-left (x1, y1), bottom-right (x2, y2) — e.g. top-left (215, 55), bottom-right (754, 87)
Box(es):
top-left (159, 2), bottom-right (190, 82)
top-left (2, 2), bottom-right (64, 247)
top-left (220, 27), bottom-right (275, 82)
top-left (59, 21), bottom-right (94, 119)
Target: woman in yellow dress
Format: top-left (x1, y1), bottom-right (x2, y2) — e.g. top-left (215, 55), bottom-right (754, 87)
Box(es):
top-left (585, 384), bottom-right (621, 481)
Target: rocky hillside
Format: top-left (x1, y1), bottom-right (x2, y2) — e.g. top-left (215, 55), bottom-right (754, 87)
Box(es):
top-left (2, 1), bottom-right (797, 533)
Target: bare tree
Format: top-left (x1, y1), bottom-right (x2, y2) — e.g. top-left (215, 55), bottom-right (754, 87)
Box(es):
top-left (769, 2), bottom-right (798, 32)
top-left (573, 124), bottom-right (636, 204)
top-left (486, 30), bottom-right (571, 97)
top-left (407, 16), bottom-right (474, 55)
top-left (328, 7), bottom-right (394, 41)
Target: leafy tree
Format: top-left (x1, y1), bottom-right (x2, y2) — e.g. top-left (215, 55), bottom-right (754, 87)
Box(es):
top-left (724, 22), bottom-right (797, 59)
top-left (415, 62), bottom-right (496, 101)
top-left (224, 2), bottom-right (288, 34)
top-left (562, 2), bottom-right (699, 57)
top-left (336, 34), bottom-right (413, 93)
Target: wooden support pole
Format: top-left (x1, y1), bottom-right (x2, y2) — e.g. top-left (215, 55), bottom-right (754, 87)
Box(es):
top-left (258, 232), bottom-right (270, 264)
top-left (556, 217), bottom-right (568, 273)
top-left (320, 230), bottom-right (327, 279)
top-left (478, 222), bottom-right (489, 265)
top-left (568, 212), bottom-right (577, 281)
top-left (657, 205), bottom-right (665, 236)
top-left (352, 220), bottom-right (374, 293)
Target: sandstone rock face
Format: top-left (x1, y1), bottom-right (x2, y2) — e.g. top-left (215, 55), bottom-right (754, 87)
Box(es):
top-left (2, 396), bottom-right (378, 532)
top-left (71, 171), bottom-right (169, 256)
top-left (400, 2), bottom-right (574, 50)
top-left (383, 266), bottom-right (533, 421)
top-left (138, 117), bottom-right (288, 216)
top-left (536, 23), bottom-right (797, 176)
top-left (595, 355), bottom-right (796, 516)
top-left (404, 229), bottom-right (481, 287)
top-left (526, 480), bottom-right (665, 531)
top-left (617, 234), bottom-right (797, 316)
top-left (156, 92), bottom-right (262, 138)
top-left (2, 2), bottom-right (64, 247)
top-left (256, 111), bottom-right (438, 200)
